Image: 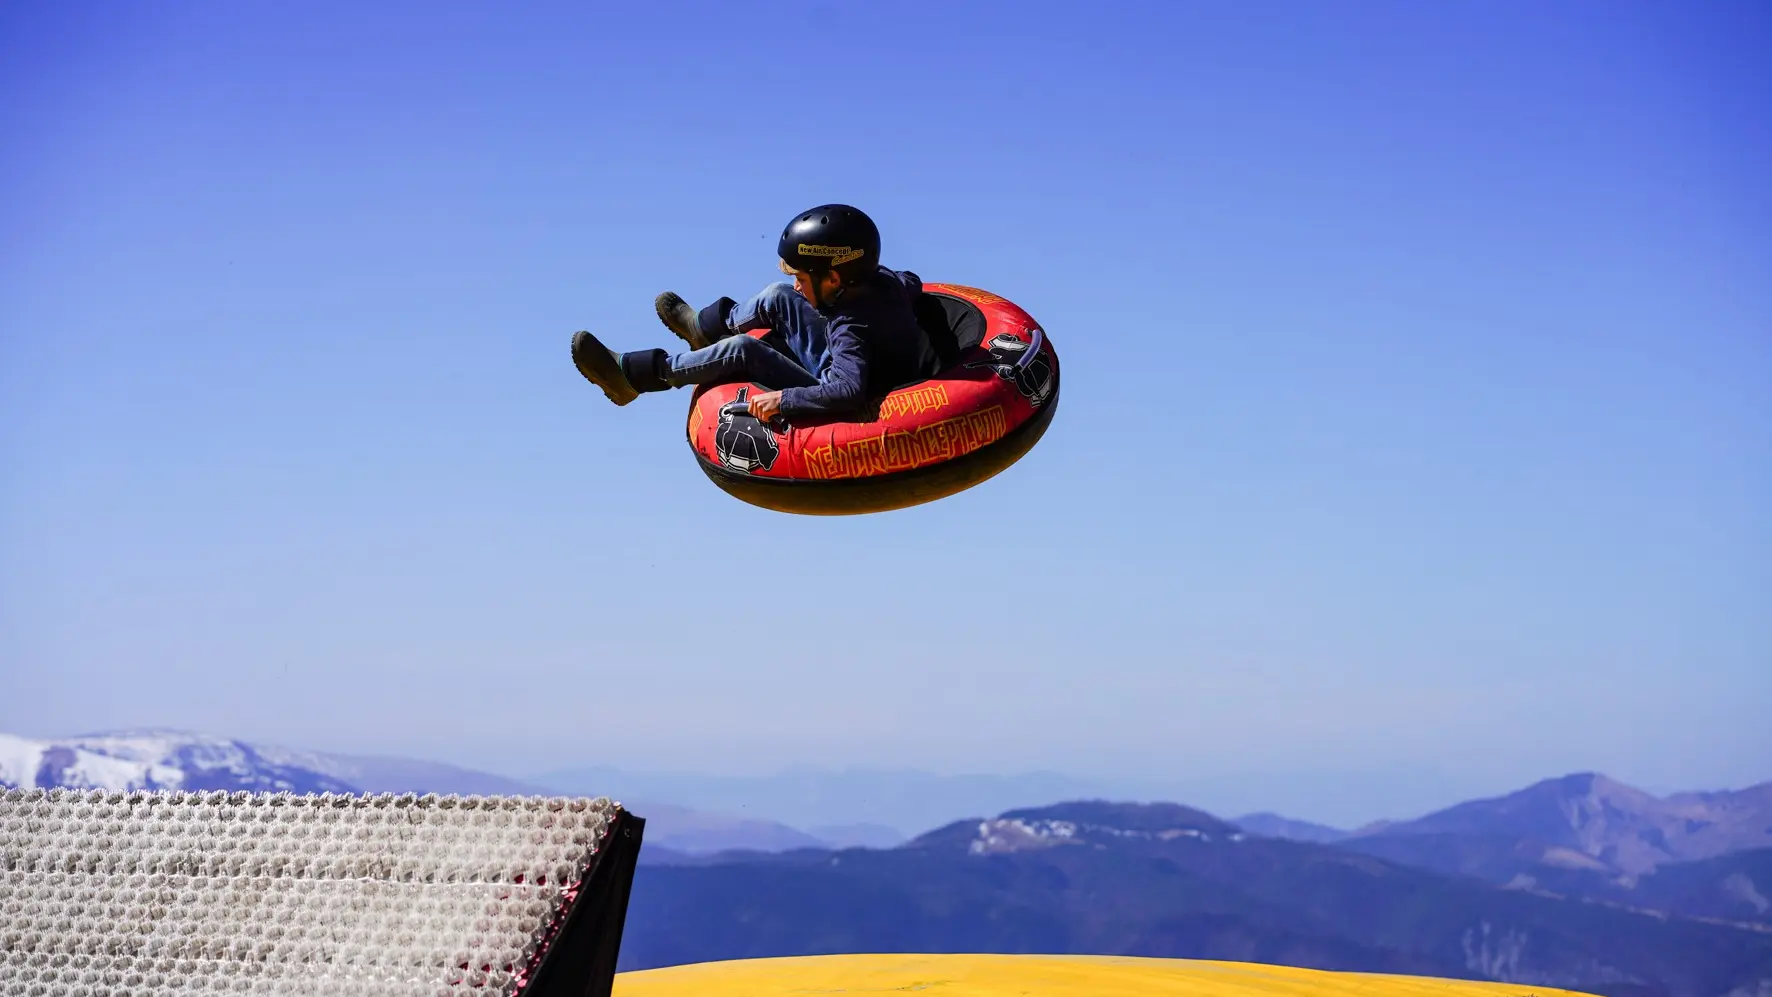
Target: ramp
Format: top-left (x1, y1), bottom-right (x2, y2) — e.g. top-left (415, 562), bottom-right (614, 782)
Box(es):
top-left (0, 787), bottom-right (645, 996)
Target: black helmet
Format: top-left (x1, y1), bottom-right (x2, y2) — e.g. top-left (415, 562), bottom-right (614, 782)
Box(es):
top-left (777, 204), bottom-right (880, 284)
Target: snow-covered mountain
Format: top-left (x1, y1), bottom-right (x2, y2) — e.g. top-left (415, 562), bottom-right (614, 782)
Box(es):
top-left (0, 729), bottom-right (856, 855)
top-left (0, 729), bottom-right (544, 796)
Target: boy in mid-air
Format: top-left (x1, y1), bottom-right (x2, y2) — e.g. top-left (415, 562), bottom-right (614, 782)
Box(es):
top-left (571, 204), bottom-right (940, 423)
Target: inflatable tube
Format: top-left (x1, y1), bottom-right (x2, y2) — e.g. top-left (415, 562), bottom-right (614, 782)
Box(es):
top-left (685, 283), bottom-right (1060, 515)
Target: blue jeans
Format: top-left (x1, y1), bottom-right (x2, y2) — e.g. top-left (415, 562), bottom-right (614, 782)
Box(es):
top-left (663, 283), bottom-right (830, 389)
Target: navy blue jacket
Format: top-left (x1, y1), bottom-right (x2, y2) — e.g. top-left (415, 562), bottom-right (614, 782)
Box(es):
top-left (780, 267), bottom-right (942, 421)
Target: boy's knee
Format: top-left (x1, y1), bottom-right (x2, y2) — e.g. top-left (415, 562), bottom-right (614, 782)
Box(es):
top-left (761, 281), bottom-right (797, 301)
top-left (756, 282), bottom-right (804, 313)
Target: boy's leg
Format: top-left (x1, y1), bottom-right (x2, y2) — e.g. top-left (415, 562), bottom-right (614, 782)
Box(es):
top-left (661, 334), bottom-right (818, 389)
top-left (659, 283), bottom-right (829, 373)
top-left (728, 283), bottom-right (831, 376)
top-left (573, 329), bottom-right (816, 405)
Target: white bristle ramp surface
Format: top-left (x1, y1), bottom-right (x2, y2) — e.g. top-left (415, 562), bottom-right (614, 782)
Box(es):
top-left (0, 787), bottom-right (637, 997)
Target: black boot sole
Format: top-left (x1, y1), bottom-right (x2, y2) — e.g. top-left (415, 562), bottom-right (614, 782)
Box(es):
top-left (655, 292), bottom-right (711, 350)
top-left (571, 331), bottom-right (639, 406)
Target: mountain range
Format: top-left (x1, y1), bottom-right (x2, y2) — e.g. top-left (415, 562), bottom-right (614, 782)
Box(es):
top-left (6, 729), bottom-right (1769, 995)
top-left (623, 801), bottom-right (1772, 997)
top-left (1230, 812), bottom-right (1352, 844)
top-left (0, 730), bottom-right (874, 855)
top-left (1243, 772), bottom-right (1772, 928)
top-left (1342, 773), bottom-right (1772, 871)
top-left (0, 728), bottom-right (556, 796)
top-left (539, 762), bottom-right (1114, 838)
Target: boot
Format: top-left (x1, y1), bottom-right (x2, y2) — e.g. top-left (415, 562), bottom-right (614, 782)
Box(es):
top-left (654, 291), bottom-right (711, 350)
top-left (570, 331), bottom-right (638, 405)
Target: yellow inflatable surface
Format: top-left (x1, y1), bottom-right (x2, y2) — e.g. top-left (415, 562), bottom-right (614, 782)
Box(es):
top-left (613, 953), bottom-right (1600, 997)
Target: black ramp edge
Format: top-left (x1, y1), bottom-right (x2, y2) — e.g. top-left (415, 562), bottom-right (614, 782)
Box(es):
top-left (523, 810), bottom-right (647, 997)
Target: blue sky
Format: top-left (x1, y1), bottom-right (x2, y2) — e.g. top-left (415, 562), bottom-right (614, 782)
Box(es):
top-left (2, 1), bottom-right (1766, 826)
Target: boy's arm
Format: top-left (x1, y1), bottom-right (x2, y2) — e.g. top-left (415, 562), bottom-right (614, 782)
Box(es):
top-left (780, 324), bottom-right (869, 420)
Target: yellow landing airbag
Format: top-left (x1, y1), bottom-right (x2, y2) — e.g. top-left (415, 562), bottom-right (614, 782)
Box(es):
top-left (613, 953), bottom-right (1598, 997)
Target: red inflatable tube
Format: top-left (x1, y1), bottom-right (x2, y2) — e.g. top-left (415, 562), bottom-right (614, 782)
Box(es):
top-left (686, 283), bottom-right (1060, 515)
